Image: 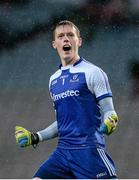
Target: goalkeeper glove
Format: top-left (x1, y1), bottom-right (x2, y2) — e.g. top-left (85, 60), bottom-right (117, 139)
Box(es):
top-left (15, 126), bottom-right (39, 148)
top-left (100, 113), bottom-right (119, 135)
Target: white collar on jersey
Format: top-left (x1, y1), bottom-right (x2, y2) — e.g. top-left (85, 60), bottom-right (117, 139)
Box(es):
top-left (59, 57), bottom-right (83, 70)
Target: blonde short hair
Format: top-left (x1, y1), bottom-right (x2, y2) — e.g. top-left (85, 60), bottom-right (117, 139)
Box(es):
top-left (53, 20), bottom-right (80, 40)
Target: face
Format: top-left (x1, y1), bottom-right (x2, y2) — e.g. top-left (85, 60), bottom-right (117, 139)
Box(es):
top-left (52, 25), bottom-right (82, 66)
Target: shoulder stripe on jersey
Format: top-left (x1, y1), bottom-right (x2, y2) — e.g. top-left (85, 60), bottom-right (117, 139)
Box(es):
top-left (97, 93), bottom-right (112, 102)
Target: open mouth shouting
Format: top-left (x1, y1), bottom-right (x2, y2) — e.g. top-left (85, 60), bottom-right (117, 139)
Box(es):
top-left (63, 45), bottom-right (71, 51)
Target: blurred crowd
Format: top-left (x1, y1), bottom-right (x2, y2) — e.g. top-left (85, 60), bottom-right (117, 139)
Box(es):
top-left (81, 0), bottom-right (139, 25)
top-left (0, 0), bottom-right (139, 51)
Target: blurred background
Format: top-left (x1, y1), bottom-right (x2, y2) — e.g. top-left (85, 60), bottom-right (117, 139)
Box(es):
top-left (0, 0), bottom-right (139, 178)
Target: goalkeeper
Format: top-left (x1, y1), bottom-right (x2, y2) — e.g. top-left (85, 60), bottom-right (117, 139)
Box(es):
top-left (15, 20), bottom-right (119, 179)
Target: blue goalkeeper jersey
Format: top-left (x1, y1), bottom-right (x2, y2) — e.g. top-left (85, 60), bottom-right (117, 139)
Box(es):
top-left (49, 57), bottom-right (112, 149)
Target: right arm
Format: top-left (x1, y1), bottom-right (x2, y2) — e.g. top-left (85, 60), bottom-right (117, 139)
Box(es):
top-left (37, 121), bottom-right (58, 141)
top-left (15, 121), bottom-right (58, 148)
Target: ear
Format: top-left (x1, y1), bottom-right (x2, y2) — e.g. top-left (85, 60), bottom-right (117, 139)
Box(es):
top-left (52, 41), bottom-right (57, 49)
top-left (78, 37), bottom-right (82, 47)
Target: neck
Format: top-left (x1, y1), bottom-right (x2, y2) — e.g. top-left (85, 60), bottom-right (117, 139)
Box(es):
top-left (61, 55), bottom-right (80, 67)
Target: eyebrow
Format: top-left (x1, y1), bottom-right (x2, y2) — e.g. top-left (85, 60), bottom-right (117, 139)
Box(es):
top-left (57, 31), bottom-right (75, 36)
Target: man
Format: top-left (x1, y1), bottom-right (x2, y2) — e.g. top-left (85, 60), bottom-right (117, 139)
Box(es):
top-left (15, 20), bottom-right (119, 179)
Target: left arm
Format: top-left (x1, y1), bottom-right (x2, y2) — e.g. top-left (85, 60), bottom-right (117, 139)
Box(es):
top-left (99, 97), bottom-right (119, 135)
top-left (90, 67), bottom-right (119, 135)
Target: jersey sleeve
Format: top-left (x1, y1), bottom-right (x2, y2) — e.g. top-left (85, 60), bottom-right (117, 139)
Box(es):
top-left (91, 67), bottom-right (112, 101)
top-left (37, 121), bottom-right (58, 141)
